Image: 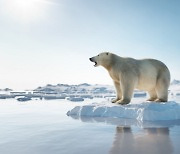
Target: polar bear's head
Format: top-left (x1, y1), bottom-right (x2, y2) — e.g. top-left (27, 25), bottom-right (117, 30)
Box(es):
top-left (89, 52), bottom-right (112, 68)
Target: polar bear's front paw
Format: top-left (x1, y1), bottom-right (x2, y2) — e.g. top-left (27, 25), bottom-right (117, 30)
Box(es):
top-left (116, 99), bottom-right (130, 105)
top-left (146, 98), bottom-right (157, 101)
top-left (111, 98), bottom-right (120, 103)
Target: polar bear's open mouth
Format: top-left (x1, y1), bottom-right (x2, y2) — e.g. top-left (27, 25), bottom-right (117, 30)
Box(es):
top-left (94, 62), bottom-right (97, 66)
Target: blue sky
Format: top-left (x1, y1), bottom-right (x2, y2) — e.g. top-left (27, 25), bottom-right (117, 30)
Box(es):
top-left (0, 0), bottom-right (180, 90)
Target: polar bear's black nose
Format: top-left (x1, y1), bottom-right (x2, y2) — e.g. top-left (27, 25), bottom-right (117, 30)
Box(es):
top-left (89, 58), bottom-right (93, 62)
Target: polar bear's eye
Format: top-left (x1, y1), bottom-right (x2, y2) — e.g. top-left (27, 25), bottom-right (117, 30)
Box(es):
top-left (106, 53), bottom-right (109, 55)
top-left (98, 55), bottom-right (99, 56)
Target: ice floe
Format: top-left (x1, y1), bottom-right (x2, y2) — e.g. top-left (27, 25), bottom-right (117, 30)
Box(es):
top-left (67, 101), bottom-right (180, 121)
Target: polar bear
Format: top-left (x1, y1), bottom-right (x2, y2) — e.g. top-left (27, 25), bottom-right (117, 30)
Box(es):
top-left (89, 52), bottom-right (170, 104)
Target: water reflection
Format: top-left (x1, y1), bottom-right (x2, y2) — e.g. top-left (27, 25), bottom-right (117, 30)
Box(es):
top-left (110, 127), bottom-right (173, 154)
top-left (68, 115), bottom-right (180, 154)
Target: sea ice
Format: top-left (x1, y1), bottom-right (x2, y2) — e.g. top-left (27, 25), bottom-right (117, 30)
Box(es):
top-left (67, 101), bottom-right (180, 121)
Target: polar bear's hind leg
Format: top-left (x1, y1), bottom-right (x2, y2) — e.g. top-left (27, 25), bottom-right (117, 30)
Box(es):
top-left (155, 74), bottom-right (170, 102)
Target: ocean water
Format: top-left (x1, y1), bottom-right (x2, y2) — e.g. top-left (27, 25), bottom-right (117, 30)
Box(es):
top-left (0, 98), bottom-right (180, 154)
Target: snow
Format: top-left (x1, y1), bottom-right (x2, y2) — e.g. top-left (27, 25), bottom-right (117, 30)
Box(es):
top-left (169, 80), bottom-right (180, 96)
top-left (67, 101), bottom-right (180, 121)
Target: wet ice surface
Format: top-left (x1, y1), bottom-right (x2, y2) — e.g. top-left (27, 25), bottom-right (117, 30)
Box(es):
top-left (67, 101), bottom-right (180, 121)
top-left (0, 98), bottom-right (180, 154)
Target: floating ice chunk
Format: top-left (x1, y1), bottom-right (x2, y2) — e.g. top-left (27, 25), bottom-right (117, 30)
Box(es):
top-left (67, 101), bottom-right (180, 121)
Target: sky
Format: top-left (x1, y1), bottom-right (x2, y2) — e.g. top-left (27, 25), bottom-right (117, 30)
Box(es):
top-left (0, 0), bottom-right (180, 90)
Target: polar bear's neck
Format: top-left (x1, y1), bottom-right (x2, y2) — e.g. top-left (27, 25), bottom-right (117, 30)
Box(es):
top-left (101, 54), bottom-right (123, 71)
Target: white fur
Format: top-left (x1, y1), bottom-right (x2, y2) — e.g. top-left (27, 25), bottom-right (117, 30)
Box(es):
top-left (90, 52), bottom-right (170, 104)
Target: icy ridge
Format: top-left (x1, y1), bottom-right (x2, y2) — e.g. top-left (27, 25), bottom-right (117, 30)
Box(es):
top-left (67, 101), bottom-right (180, 121)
